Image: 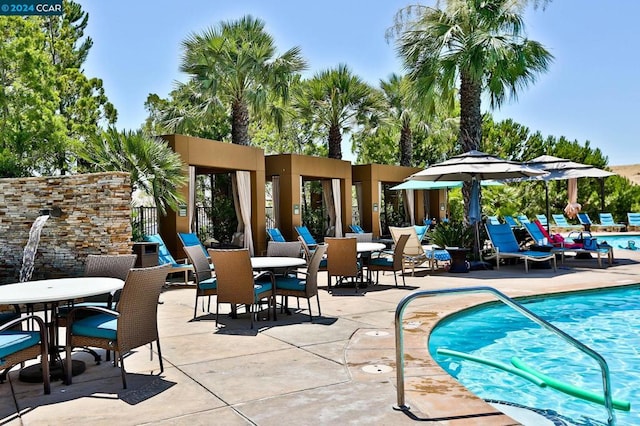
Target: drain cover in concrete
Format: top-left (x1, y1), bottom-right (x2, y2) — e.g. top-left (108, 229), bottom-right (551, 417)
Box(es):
top-left (362, 364), bottom-right (393, 374)
top-left (365, 330), bottom-right (390, 337)
top-left (403, 321), bottom-right (421, 329)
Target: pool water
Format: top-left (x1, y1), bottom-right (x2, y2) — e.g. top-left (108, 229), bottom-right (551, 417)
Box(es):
top-left (428, 286), bottom-right (640, 425)
top-left (593, 234), bottom-right (640, 251)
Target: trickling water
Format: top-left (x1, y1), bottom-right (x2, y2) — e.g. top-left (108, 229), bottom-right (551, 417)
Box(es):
top-left (19, 215), bottom-right (50, 282)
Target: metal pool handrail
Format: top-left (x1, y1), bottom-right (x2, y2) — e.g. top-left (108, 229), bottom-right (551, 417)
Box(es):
top-left (394, 286), bottom-right (616, 426)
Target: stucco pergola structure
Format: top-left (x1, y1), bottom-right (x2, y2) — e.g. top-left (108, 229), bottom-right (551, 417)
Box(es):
top-left (265, 154), bottom-right (352, 242)
top-left (352, 164), bottom-right (426, 237)
top-left (159, 134), bottom-right (266, 258)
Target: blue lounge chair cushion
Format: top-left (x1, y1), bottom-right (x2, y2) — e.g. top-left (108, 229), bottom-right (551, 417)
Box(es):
top-left (414, 225), bottom-right (428, 242)
top-left (504, 216), bottom-right (519, 228)
top-left (628, 213), bottom-right (640, 226)
top-left (577, 213), bottom-right (592, 225)
top-left (599, 213), bottom-right (623, 227)
top-left (428, 250), bottom-right (452, 262)
top-left (0, 331), bottom-right (41, 361)
top-left (70, 313), bottom-right (117, 340)
top-left (350, 224), bottom-right (365, 234)
top-left (274, 277), bottom-right (306, 291)
top-left (295, 226), bottom-right (318, 246)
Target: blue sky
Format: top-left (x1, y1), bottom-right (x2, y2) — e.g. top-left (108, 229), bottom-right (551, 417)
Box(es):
top-left (77, 0), bottom-right (638, 166)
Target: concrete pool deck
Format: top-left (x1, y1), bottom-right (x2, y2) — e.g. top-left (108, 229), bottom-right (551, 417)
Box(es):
top-left (3, 246), bottom-right (640, 425)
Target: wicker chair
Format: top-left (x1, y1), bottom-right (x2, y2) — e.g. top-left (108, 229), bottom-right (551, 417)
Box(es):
top-left (208, 249), bottom-right (275, 329)
top-left (65, 264), bottom-right (170, 388)
top-left (57, 254), bottom-right (137, 363)
top-left (274, 244), bottom-right (328, 321)
top-left (266, 241), bottom-right (303, 277)
top-left (0, 315), bottom-right (50, 394)
top-left (325, 237), bottom-right (361, 292)
top-left (183, 245), bottom-right (217, 319)
top-left (368, 234), bottom-right (409, 287)
top-left (299, 237), bottom-right (327, 272)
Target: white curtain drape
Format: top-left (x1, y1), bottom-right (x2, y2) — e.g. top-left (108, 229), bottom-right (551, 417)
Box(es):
top-left (188, 166), bottom-right (196, 232)
top-left (272, 175), bottom-right (280, 228)
top-left (332, 179), bottom-right (343, 237)
top-left (405, 189), bottom-right (415, 225)
top-left (355, 182), bottom-right (363, 227)
top-left (322, 180), bottom-right (335, 236)
top-left (236, 171), bottom-right (254, 255)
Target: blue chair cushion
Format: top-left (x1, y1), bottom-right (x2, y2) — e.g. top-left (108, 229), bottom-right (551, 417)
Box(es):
top-left (145, 234), bottom-right (181, 266)
top-left (199, 277), bottom-right (217, 290)
top-left (267, 228), bottom-right (286, 242)
top-left (368, 257), bottom-right (393, 267)
top-left (429, 250), bottom-right (452, 262)
top-left (253, 282), bottom-right (272, 300)
top-left (178, 233), bottom-right (210, 258)
top-left (275, 277), bottom-right (306, 291)
top-left (71, 313), bottom-right (117, 340)
top-left (0, 331), bottom-right (41, 362)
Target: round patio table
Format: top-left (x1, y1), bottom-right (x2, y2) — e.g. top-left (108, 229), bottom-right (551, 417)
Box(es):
top-left (0, 277), bottom-right (124, 382)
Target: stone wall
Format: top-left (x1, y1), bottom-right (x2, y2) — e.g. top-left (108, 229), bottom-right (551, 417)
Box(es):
top-left (0, 172), bottom-right (132, 284)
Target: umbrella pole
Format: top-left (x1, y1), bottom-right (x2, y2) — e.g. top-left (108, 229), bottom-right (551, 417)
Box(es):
top-left (545, 181), bottom-right (551, 233)
top-left (600, 178), bottom-right (605, 212)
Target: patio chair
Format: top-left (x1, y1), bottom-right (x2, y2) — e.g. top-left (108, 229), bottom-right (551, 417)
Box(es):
top-left (345, 232), bottom-right (373, 242)
top-left (389, 226), bottom-right (432, 275)
top-left (266, 228), bottom-right (286, 242)
top-left (627, 212), bottom-right (640, 231)
top-left (65, 264), bottom-right (170, 388)
top-left (0, 315), bottom-right (50, 394)
top-left (325, 237), bottom-right (361, 292)
top-left (266, 241), bottom-right (304, 277)
top-left (599, 213), bottom-right (625, 231)
top-left (368, 234), bottom-right (409, 287)
top-left (178, 232), bottom-right (210, 259)
top-left (551, 214), bottom-right (582, 232)
top-left (532, 220), bottom-right (583, 249)
top-left (0, 305), bottom-right (21, 326)
top-left (274, 244), bottom-right (328, 321)
top-left (484, 223), bottom-right (556, 273)
top-left (295, 225), bottom-right (319, 249)
top-left (516, 214), bottom-right (531, 224)
top-left (502, 216), bottom-right (518, 228)
top-left (57, 254), bottom-right (137, 362)
top-left (208, 249), bottom-right (275, 329)
top-left (487, 216), bottom-right (501, 225)
top-left (299, 237), bottom-right (327, 271)
top-left (145, 234), bottom-right (193, 284)
top-left (184, 245), bottom-right (217, 319)
top-left (349, 224), bottom-right (365, 234)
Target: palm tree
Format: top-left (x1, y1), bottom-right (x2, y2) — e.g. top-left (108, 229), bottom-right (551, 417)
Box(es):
top-left (179, 15), bottom-right (307, 146)
top-left (391, 0), bottom-right (552, 218)
top-left (79, 127), bottom-right (187, 217)
top-left (379, 73), bottom-right (429, 166)
top-left (294, 64), bottom-right (382, 160)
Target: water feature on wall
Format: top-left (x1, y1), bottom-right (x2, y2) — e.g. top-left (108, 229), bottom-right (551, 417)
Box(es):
top-left (19, 215), bottom-right (50, 282)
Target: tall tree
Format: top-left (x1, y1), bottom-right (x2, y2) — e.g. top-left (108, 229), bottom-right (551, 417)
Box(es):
top-left (293, 64), bottom-right (381, 159)
top-left (179, 15), bottom-right (307, 145)
top-left (391, 0), bottom-right (553, 220)
top-left (42, 0), bottom-right (117, 173)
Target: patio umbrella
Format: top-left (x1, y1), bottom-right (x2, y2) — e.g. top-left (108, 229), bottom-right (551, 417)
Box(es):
top-left (406, 150), bottom-right (547, 258)
top-left (522, 155), bottom-right (615, 229)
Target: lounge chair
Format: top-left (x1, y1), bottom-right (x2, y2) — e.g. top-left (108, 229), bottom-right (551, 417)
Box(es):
top-left (535, 221), bottom-right (613, 268)
top-left (628, 212), bottom-right (640, 232)
top-left (145, 234), bottom-right (193, 284)
top-left (484, 223), bottom-right (556, 273)
top-left (295, 225), bottom-right (318, 249)
top-left (487, 216), bottom-right (501, 225)
top-left (414, 225), bottom-right (429, 243)
top-left (599, 213), bottom-right (625, 231)
top-left (389, 226), bottom-right (432, 275)
top-left (535, 214), bottom-right (548, 226)
top-left (577, 213), bottom-right (599, 232)
top-left (516, 214), bottom-right (531, 224)
top-left (504, 215), bottom-right (520, 228)
top-left (530, 220), bottom-right (582, 249)
top-left (266, 228), bottom-right (286, 242)
top-left (551, 214), bottom-right (582, 232)
top-left (349, 224), bottom-right (365, 234)
top-left (178, 232), bottom-right (211, 259)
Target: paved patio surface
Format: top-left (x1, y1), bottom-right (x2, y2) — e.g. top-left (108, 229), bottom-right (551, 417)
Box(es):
top-left (3, 245), bottom-right (640, 425)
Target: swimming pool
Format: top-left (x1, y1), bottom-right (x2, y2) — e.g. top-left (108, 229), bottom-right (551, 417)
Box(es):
top-left (594, 234), bottom-right (640, 251)
top-left (428, 286), bottom-right (640, 425)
